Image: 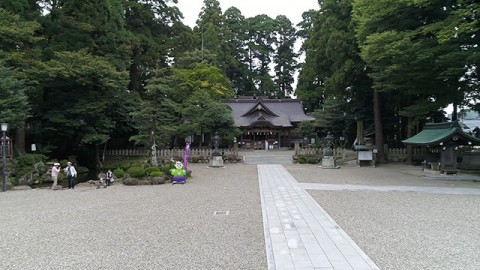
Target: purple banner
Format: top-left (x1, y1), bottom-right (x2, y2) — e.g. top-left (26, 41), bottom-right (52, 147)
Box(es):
top-left (183, 143), bottom-right (191, 170)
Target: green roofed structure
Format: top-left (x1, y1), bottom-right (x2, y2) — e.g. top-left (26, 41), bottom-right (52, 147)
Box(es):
top-left (402, 121), bottom-right (480, 174)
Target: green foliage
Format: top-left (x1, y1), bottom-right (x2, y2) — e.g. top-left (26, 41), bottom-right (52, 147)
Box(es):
top-left (26, 50), bottom-right (129, 158)
top-left (352, 0), bottom-right (476, 122)
top-left (159, 163), bottom-right (175, 174)
top-left (0, 7), bottom-right (42, 55)
top-left (129, 77), bottom-right (179, 147)
top-left (199, 102), bottom-right (235, 133)
top-left (298, 121), bottom-right (317, 138)
top-left (127, 167), bottom-right (145, 178)
top-left (297, 156), bottom-right (307, 164)
top-left (13, 153), bottom-right (47, 178)
top-left (306, 157), bottom-right (319, 164)
top-left (113, 168), bottom-right (126, 178)
top-left (173, 64), bottom-right (234, 99)
top-left (0, 60), bottom-right (30, 127)
top-left (149, 171), bottom-right (165, 177)
top-left (273, 15), bottom-right (297, 97)
top-left (145, 167), bottom-right (161, 176)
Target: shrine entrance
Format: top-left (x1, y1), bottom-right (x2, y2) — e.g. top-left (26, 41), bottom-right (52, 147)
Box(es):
top-left (223, 96), bottom-right (315, 150)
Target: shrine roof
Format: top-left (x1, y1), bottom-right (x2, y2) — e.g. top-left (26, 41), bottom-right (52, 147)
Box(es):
top-left (402, 121), bottom-right (480, 146)
top-left (222, 97), bottom-right (314, 128)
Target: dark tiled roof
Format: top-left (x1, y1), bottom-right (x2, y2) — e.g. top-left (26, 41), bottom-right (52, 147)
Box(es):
top-left (223, 97), bottom-right (314, 128)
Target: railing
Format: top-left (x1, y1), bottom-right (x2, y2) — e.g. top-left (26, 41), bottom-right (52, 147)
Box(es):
top-left (105, 148), bottom-right (238, 158)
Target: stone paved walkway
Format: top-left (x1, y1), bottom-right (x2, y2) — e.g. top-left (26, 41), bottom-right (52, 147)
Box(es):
top-left (299, 183), bottom-right (480, 196)
top-left (258, 164), bottom-right (380, 270)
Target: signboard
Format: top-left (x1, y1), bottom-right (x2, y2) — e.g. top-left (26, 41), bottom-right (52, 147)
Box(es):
top-left (358, 151), bottom-right (373, 161)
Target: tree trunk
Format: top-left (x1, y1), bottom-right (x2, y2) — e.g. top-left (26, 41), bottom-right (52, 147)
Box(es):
top-left (406, 117), bottom-right (413, 165)
top-left (451, 100), bottom-right (458, 121)
top-left (355, 120), bottom-right (364, 145)
top-left (373, 90), bottom-right (385, 163)
top-left (14, 124), bottom-right (26, 156)
top-left (95, 144), bottom-right (103, 169)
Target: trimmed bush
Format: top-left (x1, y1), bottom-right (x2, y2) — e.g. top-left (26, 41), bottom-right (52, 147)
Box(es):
top-left (145, 167), bottom-right (161, 176)
top-left (127, 167), bottom-right (145, 178)
top-left (159, 163), bottom-right (175, 174)
top-left (149, 171), bottom-right (164, 177)
top-left (306, 157), bottom-right (319, 164)
top-left (297, 156), bottom-right (307, 164)
top-left (113, 168), bottom-right (125, 178)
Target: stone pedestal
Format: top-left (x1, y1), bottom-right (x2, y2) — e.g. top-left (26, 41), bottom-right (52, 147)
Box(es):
top-left (209, 155), bottom-right (224, 168)
top-left (320, 156), bottom-right (339, 169)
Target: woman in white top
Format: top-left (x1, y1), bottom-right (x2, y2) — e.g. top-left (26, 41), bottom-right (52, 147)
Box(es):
top-left (64, 162), bottom-right (77, 189)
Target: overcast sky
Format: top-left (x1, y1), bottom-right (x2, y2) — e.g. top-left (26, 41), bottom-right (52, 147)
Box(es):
top-left (175, 0), bottom-right (320, 28)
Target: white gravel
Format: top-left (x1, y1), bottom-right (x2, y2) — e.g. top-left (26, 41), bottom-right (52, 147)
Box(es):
top-left (308, 191), bottom-right (480, 270)
top-left (3, 156), bottom-right (480, 270)
top-left (0, 164), bottom-right (267, 270)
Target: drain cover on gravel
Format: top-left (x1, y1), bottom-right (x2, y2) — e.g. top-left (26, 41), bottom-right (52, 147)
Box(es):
top-left (213, 211), bottom-right (229, 216)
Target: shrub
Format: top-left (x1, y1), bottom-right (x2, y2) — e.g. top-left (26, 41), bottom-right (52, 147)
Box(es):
top-left (306, 157), bottom-right (319, 164)
top-left (14, 154), bottom-right (48, 178)
top-left (127, 167), bottom-right (145, 178)
top-left (113, 168), bottom-right (125, 178)
top-left (131, 160), bottom-right (148, 168)
top-left (190, 157), bottom-right (199, 163)
top-left (149, 171), bottom-right (164, 177)
top-left (297, 156), bottom-right (306, 164)
top-left (145, 167), bottom-right (161, 176)
top-left (159, 163), bottom-right (175, 174)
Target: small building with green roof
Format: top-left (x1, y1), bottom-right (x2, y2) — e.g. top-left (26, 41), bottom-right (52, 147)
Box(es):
top-left (402, 121), bottom-right (480, 174)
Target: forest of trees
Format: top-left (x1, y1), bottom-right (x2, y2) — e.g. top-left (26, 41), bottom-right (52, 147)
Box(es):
top-left (0, 0), bottom-right (478, 167)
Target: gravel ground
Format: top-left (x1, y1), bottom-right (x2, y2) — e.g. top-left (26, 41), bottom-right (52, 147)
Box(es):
top-left (0, 164), bottom-right (267, 270)
top-left (286, 163), bottom-right (480, 270)
top-left (3, 155), bottom-right (480, 270)
top-left (308, 191), bottom-right (480, 270)
top-left (286, 163), bottom-right (480, 188)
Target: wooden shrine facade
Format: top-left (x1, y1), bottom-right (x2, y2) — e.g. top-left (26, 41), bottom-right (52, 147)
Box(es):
top-left (223, 96), bottom-right (314, 150)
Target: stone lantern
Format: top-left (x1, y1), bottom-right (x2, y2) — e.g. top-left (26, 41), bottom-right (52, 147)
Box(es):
top-left (321, 131), bottom-right (339, 169)
top-left (209, 132), bottom-right (224, 168)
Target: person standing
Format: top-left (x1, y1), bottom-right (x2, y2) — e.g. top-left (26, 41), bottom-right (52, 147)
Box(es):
top-left (106, 170), bottom-right (113, 186)
top-left (64, 162), bottom-right (77, 189)
top-left (51, 163), bottom-right (61, 190)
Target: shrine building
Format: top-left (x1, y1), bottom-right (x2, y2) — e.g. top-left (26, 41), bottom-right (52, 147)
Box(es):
top-left (402, 121), bottom-right (480, 174)
top-left (223, 96), bottom-right (314, 150)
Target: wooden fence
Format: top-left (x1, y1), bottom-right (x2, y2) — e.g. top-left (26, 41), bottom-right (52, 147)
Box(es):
top-left (386, 147), bottom-right (426, 161)
top-left (105, 148), bottom-right (238, 158)
top-left (106, 147), bottom-right (427, 162)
